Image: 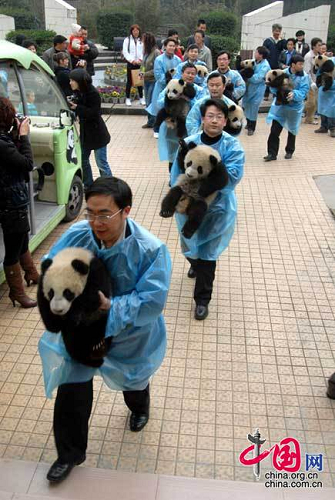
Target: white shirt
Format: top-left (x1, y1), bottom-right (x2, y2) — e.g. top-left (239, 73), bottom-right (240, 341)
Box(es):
top-left (304, 50), bottom-right (317, 82)
top-left (122, 36), bottom-right (143, 63)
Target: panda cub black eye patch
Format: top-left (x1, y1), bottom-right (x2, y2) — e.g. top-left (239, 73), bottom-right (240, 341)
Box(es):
top-left (197, 166), bottom-right (203, 174)
top-left (48, 288), bottom-right (54, 300)
top-left (63, 289), bottom-right (75, 302)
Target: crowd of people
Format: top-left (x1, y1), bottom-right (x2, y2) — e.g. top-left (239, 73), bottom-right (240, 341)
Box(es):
top-left (5, 18), bottom-right (334, 485)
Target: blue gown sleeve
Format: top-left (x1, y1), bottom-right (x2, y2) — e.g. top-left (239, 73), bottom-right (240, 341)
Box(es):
top-left (157, 88), bottom-right (166, 110)
top-left (154, 57), bottom-right (166, 85)
top-left (233, 72), bottom-right (246, 100)
top-left (45, 222), bottom-right (93, 260)
top-left (222, 139), bottom-right (245, 190)
top-left (186, 101), bottom-right (201, 136)
top-left (292, 75), bottom-right (310, 102)
top-left (105, 245), bottom-right (171, 337)
top-left (248, 63), bottom-right (268, 85)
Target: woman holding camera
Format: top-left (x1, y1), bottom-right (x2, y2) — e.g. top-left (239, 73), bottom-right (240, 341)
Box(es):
top-left (68, 68), bottom-right (112, 189)
top-left (0, 97), bottom-right (39, 308)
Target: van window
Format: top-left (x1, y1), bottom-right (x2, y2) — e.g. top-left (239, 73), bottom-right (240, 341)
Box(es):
top-left (18, 63), bottom-right (68, 118)
top-left (0, 61), bottom-right (22, 111)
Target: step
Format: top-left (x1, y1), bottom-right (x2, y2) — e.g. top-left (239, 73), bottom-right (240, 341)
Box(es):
top-left (2, 459), bottom-right (334, 500)
top-left (101, 102), bottom-right (146, 115)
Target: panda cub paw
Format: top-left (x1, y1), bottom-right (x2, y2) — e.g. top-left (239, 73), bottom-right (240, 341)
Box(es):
top-left (160, 208), bottom-right (175, 218)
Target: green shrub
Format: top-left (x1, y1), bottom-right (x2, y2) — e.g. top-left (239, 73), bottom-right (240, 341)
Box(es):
top-left (6, 29), bottom-right (56, 55)
top-left (210, 35), bottom-right (240, 66)
top-left (203, 10), bottom-right (238, 37)
top-left (96, 10), bottom-right (133, 48)
top-left (327, 25), bottom-right (335, 51)
top-left (0, 8), bottom-right (39, 30)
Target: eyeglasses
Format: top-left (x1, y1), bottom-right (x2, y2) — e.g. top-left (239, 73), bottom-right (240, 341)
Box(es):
top-left (205, 114), bottom-right (225, 121)
top-left (84, 209), bottom-right (122, 223)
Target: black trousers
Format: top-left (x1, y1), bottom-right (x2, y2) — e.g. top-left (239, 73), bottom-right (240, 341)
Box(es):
top-left (187, 258), bottom-right (216, 306)
top-left (126, 63), bottom-right (143, 98)
top-left (53, 380), bottom-right (150, 463)
top-left (0, 209), bottom-right (30, 266)
top-left (246, 118), bottom-right (256, 131)
top-left (267, 119), bottom-right (296, 157)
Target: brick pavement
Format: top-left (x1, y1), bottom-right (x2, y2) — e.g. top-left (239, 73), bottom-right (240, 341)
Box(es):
top-left (0, 114), bottom-right (335, 487)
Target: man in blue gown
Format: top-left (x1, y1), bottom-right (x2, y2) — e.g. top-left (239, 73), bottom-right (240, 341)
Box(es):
top-left (40, 177), bottom-right (171, 483)
top-left (170, 99), bottom-right (245, 320)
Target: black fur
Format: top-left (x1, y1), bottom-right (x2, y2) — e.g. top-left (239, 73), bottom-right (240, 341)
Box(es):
top-left (160, 141), bottom-right (229, 238)
top-left (267, 72), bottom-right (292, 105)
top-left (155, 80), bottom-right (196, 138)
top-left (38, 254), bottom-right (113, 368)
top-left (316, 60), bottom-right (335, 91)
top-left (236, 55), bottom-right (255, 81)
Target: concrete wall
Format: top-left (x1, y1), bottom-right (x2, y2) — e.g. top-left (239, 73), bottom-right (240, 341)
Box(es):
top-left (241, 2), bottom-right (331, 51)
top-left (44, 0), bottom-right (77, 37)
top-left (0, 14), bottom-right (15, 41)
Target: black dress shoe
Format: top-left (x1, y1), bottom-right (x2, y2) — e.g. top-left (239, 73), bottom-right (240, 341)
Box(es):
top-left (130, 413), bottom-right (149, 432)
top-left (284, 153), bottom-right (293, 159)
top-left (327, 373), bottom-right (335, 399)
top-left (47, 456), bottom-right (85, 483)
top-left (187, 267), bottom-right (196, 278)
top-left (142, 123), bottom-right (153, 129)
top-left (194, 304), bottom-right (208, 320)
top-left (263, 154), bottom-right (277, 162)
top-left (247, 129), bottom-right (254, 136)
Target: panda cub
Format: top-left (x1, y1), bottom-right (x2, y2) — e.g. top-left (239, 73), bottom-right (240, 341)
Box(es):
top-left (160, 141), bottom-right (229, 238)
top-left (224, 104), bottom-right (244, 136)
top-left (38, 247), bottom-right (112, 368)
top-left (155, 79), bottom-right (196, 138)
top-left (195, 64), bottom-right (209, 80)
top-left (266, 69), bottom-right (293, 105)
top-left (236, 56), bottom-right (255, 81)
top-left (313, 55), bottom-right (335, 91)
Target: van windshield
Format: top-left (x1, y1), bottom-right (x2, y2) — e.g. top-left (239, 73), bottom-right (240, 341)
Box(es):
top-left (18, 63), bottom-right (68, 118)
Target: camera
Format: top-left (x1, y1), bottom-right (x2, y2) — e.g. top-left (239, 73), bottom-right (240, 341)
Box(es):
top-left (67, 95), bottom-right (79, 105)
top-left (15, 113), bottom-right (27, 123)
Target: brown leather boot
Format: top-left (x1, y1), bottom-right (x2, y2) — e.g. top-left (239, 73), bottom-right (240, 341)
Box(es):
top-left (4, 263), bottom-right (37, 308)
top-left (19, 251), bottom-right (40, 287)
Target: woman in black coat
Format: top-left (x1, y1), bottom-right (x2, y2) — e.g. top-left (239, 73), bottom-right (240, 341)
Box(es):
top-left (68, 69), bottom-right (112, 188)
top-left (0, 97), bottom-right (39, 308)
top-left (53, 52), bottom-right (72, 97)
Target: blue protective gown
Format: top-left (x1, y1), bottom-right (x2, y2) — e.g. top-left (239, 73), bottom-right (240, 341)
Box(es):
top-left (266, 68), bottom-right (310, 135)
top-left (38, 219), bottom-right (171, 398)
top-left (186, 94), bottom-right (236, 136)
top-left (146, 53), bottom-right (181, 117)
top-left (317, 59), bottom-right (335, 119)
top-left (174, 60), bottom-right (208, 86)
top-left (242, 59), bottom-right (271, 121)
top-left (170, 132), bottom-right (245, 261)
top-left (157, 83), bottom-right (204, 163)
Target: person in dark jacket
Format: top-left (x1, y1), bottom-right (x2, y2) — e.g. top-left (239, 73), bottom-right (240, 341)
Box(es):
top-left (263, 23), bottom-right (287, 69)
top-left (70, 26), bottom-right (99, 76)
top-left (0, 97), bottom-right (39, 308)
top-left (278, 38), bottom-right (297, 69)
top-left (68, 69), bottom-right (112, 189)
top-left (53, 52), bottom-right (72, 97)
top-left (295, 30), bottom-right (309, 57)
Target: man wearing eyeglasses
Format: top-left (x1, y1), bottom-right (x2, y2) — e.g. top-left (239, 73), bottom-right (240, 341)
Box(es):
top-left (39, 177), bottom-right (171, 483)
top-left (170, 98), bottom-right (245, 320)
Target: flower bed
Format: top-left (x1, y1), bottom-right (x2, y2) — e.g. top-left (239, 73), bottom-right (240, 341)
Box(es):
top-left (97, 84), bottom-right (139, 104)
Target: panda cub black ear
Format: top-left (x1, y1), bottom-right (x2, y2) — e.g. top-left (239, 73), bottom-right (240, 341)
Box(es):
top-left (229, 105), bottom-right (237, 112)
top-left (188, 142), bottom-right (197, 150)
top-left (209, 155), bottom-right (218, 166)
top-left (178, 79), bottom-right (185, 86)
top-left (72, 259), bottom-right (89, 275)
top-left (41, 258), bottom-right (53, 274)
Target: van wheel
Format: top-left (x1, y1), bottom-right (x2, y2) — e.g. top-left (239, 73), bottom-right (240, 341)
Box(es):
top-left (63, 175), bottom-right (84, 222)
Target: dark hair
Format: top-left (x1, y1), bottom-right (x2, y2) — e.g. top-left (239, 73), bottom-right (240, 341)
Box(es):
top-left (272, 23), bottom-right (282, 31)
top-left (207, 71), bottom-right (226, 85)
top-left (321, 42), bottom-right (327, 47)
top-left (22, 40), bottom-right (37, 50)
top-left (217, 50), bottom-right (231, 60)
top-left (181, 62), bottom-right (197, 73)
top-left (194, 29), bottom-right (205, 38)
top-left (15, 34), bottom-right (26, 46)
top-left (143, 32), bottom-right (157, 56)
top-left (286, 38), bottom-right (296, 45)
top-left (81, 26), bottom-right (87, 31)
top-left (130, 24), bottom-right (141, 38)
top-left (311, 37), bottom-right (322, 48)
top-left (53, 35), bottom-right (67, 46)
top-left (69, 68), bottom-right (92, 92)
top-left (0, 97), bottom-right (16, 132)
top-left (290, 54), bottom-right (304, 65)
top-left (187, 44), bottom-right (199, 52)
top-left (256, 46), bottom-right (269, 58)
top-left (85, 177), bottom-right (133, 209)
top-left (197, 19), bottom-right (206, 26)
top-left (200, 98), bottom-right (228, 118)
top-left (295, 30), bottom-right (305, 37)
top-left (167, 29), bottom-right (178, 37)
top-left (163, 37), bottom-right (177, 47)
top-left (53, 51), bottom-right (69, 63)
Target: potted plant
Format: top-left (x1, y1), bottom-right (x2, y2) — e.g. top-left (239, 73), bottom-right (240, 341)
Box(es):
top-left (112, 90), bottom-right (120, 104)
top-left (119, 89), bottom-right (126, 104)
top-left (130, 87), bottom-right (138, 102)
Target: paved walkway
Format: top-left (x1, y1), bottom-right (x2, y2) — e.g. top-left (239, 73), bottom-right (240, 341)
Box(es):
top-left (0, 114), bottom-right (335, 489)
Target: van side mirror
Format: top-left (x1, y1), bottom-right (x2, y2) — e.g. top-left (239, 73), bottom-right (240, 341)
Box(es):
top-left (59, 109), bottom-right (74, 127)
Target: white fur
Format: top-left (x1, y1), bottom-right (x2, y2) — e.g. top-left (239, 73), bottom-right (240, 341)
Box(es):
top-left (43, 247), bottom-right (93, 315)
top-left (195, 64), bottom-right (208, 78)
top-left (227, 104), bottom-right (244, 129)
top-left (166, 79), bottom-right (185, 100)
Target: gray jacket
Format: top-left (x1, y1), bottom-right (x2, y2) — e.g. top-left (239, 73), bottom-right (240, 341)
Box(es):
top-left (42, 47), bottom-right (72, 72)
